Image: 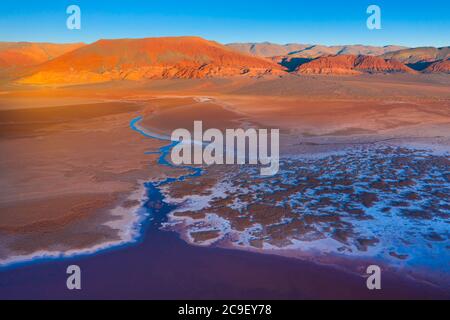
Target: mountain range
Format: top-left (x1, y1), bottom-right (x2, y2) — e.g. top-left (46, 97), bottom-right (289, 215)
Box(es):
top-left (226, 42), bottom-right (408, 58)
top-left (0, 37), bottom-right (448, 85)
top-left (295, 55), bottom-right (416, 75)
top-left (228, 42), bottom-right (449, 73)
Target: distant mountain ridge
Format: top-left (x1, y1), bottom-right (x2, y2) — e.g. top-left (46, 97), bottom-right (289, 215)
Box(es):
top-left (381, 47), bottom-right (450, 64)
top-left (0, 42), bottom-right (85, 70)
top-left (226, 42), bottom-right (311, 57)
top-left (381, 47), bottom-right (450, 71)
top-left (226, 43), bottom-right (407, 58)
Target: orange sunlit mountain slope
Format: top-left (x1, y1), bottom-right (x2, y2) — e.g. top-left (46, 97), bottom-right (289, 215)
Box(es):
top-left (18, 37), bottom-right (283, 84)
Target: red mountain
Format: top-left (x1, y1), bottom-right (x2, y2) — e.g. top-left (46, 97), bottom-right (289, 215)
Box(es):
top-left (424, 59), bottom-right (450, 73)
top-left (19, 37), bottom-right (283, 84)
top-left (296, 55), bottom-right (415, 75)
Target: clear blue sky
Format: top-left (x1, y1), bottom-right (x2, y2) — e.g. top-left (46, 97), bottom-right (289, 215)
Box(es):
top-left (0, 0), bottom-right (448, 47)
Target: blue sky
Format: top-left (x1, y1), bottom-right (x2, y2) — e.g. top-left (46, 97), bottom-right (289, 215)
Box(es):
top-left (0, 0), bottom-right (448, 47)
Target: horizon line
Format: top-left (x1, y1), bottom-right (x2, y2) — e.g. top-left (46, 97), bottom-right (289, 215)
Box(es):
top-left (1, 36), bottom-right (449, 49)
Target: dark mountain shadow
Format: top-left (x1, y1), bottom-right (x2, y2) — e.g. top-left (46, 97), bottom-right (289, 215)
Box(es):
top-left (407, 61), bottom-right (435, 71)
top-left (280, 57), bottom-right (313, 72)
top-left (287, 45), bottom-right (316, 56)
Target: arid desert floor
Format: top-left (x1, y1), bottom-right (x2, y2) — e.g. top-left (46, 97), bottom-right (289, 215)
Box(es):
top-left (0, 74), bottom-right (449, 298)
